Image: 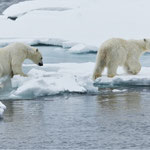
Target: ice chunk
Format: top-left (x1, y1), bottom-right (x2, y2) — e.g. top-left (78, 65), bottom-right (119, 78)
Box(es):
top-left (112, 89), bottom-right (127, 93)
top-left (68, 44), bottom-right (97, 53)
top-left (94, 67), bottom-right (150, 88)
top-left (9, 63), bottom-right (97, 99)
top-left (0, 101), bottom-right (6, 118)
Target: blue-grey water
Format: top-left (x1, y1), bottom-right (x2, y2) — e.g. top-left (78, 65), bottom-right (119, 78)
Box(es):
top-left (24, 46), bottom-right (96, 64)
top-left (1, 92), bottom-right (150, 149)
top-left (1, 46), bottom-right (150, 149)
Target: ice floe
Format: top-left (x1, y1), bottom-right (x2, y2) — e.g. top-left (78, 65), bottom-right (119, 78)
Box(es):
top-left (94, 67), bottom-right (150, 88)
top-left (7, 63), bottom-right (97, 99)
top-left (0, 63), bottom-right (150, 99)
top-left (0, 101), bottom-right (6, 118)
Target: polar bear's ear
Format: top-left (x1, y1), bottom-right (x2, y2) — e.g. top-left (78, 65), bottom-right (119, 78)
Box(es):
top-left (144, 39), bottom-right (147, 42)
top-left (36, 48), bottom-right (39, 52)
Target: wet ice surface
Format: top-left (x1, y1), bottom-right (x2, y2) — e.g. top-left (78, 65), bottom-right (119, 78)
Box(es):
top-left (1, 46), bottom-right (150, 149)
top-left (1, 91), bottom-right (150, 149)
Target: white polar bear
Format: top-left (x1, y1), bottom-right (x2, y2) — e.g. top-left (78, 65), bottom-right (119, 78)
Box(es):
top-left (0, 42), bottom-right (43, 78)
top-left (93, 38), bottom-right (150, 80)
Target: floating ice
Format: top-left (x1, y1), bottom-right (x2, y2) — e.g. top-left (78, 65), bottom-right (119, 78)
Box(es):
top-left (94, 67), bottom-right (150, 88)
top-left (112, 89), bottom-right (127, 93)
top-left (68, 44), bottom-right (97, 53)
top-left (9, 63), bottom-right (97, 99)
top-left (0, 63), bottom-right (148, 100)
top-left (0, 101), bottom-right (6, 118)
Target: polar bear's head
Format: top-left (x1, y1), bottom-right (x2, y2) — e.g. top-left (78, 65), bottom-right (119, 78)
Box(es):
top-left (30, 48), bottom-right (43, 66)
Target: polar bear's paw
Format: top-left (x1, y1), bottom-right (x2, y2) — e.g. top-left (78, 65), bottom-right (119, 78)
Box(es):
top-left (93, 73), bottom-right (101, 80)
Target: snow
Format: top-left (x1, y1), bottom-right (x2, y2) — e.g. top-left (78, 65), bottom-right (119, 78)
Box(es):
top-left (3, 0), bottom-right (80, 17)
top-left (5, 63), bottom-right (97, 99)
top-left (1, 0), bottom-right (150, 52)
top-left (94, 67), bottom-right (150, 88)
top-left (0, 101), bottom-right (6, 118)
top-left (0, 63), bottom-right (149, 99)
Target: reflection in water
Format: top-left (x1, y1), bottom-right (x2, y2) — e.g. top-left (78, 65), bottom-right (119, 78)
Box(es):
top-left (96, 91), bottom-right (141, 111)
top-left (2, 101), bottom-right (14, 121)
top-left (2, 100), bottom-right (45, 123)
top-left (0, 77), bottom-right (12, 100)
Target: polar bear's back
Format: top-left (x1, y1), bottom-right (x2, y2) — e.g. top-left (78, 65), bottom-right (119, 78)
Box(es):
top-left (99, 38), bottom-right (128, 65)
top-left (100, 38), bottom-right (129, 51)
top-left (1, 42), bottom-right (29, 53)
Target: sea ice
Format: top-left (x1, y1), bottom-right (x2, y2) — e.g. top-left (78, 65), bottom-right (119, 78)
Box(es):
top-left (1, 0), bottom-right (150, 53)
top-left (9, 63), bottom-right (97, 99)
top-left (94, 67), bottom-right (150, 88)
top-left (0, 63), bottom-right (148, 99)
top-left (0, 101), bottom-right (6, 118)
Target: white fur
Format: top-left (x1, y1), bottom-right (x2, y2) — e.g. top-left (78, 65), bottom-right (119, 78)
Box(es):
top-left (0, 42), bottom-right (43, 78)
top-left (93, 38), bottom-right (150, 80)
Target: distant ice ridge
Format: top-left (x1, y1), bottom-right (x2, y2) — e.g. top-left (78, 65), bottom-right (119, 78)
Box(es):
top-left (0, 38), bottom-right (98, 54)
top-left (0, 63), bottom-right (150, 99)
top-left (0, 101), bottom-right (6, 118)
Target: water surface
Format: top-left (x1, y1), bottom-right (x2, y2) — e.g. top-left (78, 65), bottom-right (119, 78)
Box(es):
top-left (1, 91), bottom-right (150, 149)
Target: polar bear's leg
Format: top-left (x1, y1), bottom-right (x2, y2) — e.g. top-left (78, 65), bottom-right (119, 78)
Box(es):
top-left (93, 59), bottom-right (106, 80)
top-left (12, 64), bottom-right (28, 77)
top-left (128, 62), bottom-right (141, 75)
top-left (125, 59), bottom-right (141, 75)
top-left (107, 61), bottom-right (118, 78)
top-left (93, 50), bottom-right (107, 80)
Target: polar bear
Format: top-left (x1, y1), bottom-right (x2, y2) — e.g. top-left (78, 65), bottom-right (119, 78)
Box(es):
top-left (0, 42), bottom-right (43, 78)
top-left (93, 38), bottom-right (150, 80)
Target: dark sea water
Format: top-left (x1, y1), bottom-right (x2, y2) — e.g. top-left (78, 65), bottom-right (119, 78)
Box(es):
top-left (1, 1), bottom-right (150, 149)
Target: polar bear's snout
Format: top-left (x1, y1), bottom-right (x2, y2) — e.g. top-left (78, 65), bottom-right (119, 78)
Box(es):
top-left (38, 56), bottom-right (43, 66)
top-left (38, 62), bottom-right (43, 66)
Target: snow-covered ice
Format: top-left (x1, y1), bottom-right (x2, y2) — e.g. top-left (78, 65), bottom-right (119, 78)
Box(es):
top-left (94, 67), bottom-right (150, 88)
top-left (0, 63), bottom-right (149, 99)
top-left (1, 0), bottom-right (150, 52)
top-left (0, 101), bottom-right (6, 118)
top-left (7, 63), bottom-right (97, 99)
